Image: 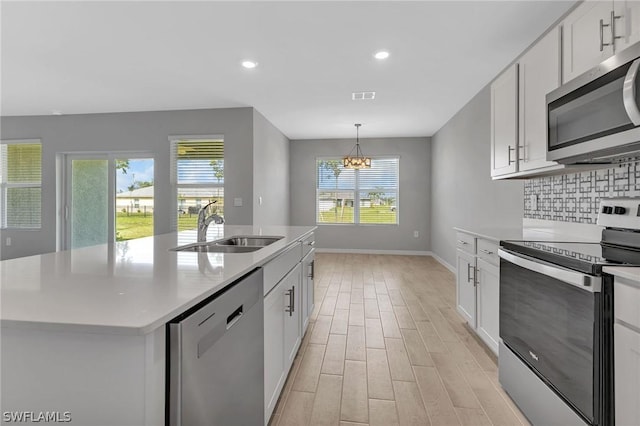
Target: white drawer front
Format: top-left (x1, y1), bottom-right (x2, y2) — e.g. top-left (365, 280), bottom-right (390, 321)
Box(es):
top-left (477, 239), bottom-right (499, 266)
top-left (456, 232), bottom-right (476, 254)
top-left (301, 232), bottom-right (315, 258)
top-left (264, 244), bottom-right (301, 296)
top-left (615, 277), bottom-right (640, 330)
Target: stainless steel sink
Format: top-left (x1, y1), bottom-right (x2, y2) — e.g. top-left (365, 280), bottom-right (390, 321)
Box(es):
top-left (171, 243), bottom-right (262, 253)
top-left (214, 236), bottom-right (283, 247)
top-left (171, 235), bottom-right (283, 253)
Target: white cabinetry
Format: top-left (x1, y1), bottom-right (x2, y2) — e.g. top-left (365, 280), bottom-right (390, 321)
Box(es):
top-left (613, 274), bottom-right (640, 426)
top-left (491, 63), bottom-right (519, 178)
top-left (491, 27), bottom-right (568, 179)
top-left (563, 0), bottom-right (640, 83)
top-left (519, 27), bottom-right (562, 172)
top-left (456, 247), bottom-right (477, 327)
top-left (455, 231), bottom-right (500, 355)
top-left (263, 231), bottom-right (315, 424)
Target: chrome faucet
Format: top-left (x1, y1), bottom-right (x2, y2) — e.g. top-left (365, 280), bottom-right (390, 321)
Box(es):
top-left (197, 201), bottom-right (224, 242)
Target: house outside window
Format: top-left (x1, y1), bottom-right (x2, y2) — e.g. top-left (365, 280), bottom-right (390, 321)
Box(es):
top-left (0, 140), bottom-right (42, 229)
top-left (316, 157), bottom-right (398, 225)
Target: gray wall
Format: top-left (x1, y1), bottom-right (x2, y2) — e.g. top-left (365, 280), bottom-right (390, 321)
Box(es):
top-left (253, 110), bottom-right (290, 226)
top-left (0, 107), bottom-right (269, 260)
top-left (290, 137), bottom-right (430, 252)
top-left (430, 86), bottom-right (523, 268)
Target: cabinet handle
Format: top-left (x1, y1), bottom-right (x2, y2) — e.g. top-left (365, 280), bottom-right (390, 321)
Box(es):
top-left (474, 267), bottom-right (479, 286)
top-left (286, 287), bottom-right (295, 316)
top-left (467, 264), bottom-right (473, 283)
top-left (457, 240), bottom-right (469, 245)
top-left (600, 18), bottom-right (611, 51)
top-left (307, 241), bottom-right (315, 246)
top-left (508, 145), bottom-right (515, 164)
top-left (480, 249), bottom-right (494, 255)
top-left (611, 10), bottom-right (623, 48)
top-left (308, 260), bottom-right (315, 279)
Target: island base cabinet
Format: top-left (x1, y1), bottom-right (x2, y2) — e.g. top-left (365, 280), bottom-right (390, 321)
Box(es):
top-left (0, 326), bottom-right (165, 426)
top-left (264, 263), bottom-right (302, 423)
top-left (301, 249), bottom-right (315, 334)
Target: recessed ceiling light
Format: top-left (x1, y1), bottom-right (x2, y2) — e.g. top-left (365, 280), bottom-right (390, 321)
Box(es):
top-left (374, 51), bottom-right (389, 60)
top-left (352, 91), bottom-right (376, 100)
top-left (242, 60), bottom-right (258, 69)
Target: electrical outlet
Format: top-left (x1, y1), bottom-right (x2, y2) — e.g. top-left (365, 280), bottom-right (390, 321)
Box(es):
top-left (413, 231), bottom-right (419, 238)
top-left (530, 194), bottom-right (538, 211)
top-left (234, 197), bottom-right (243, 207)
top-left (6, 237), bottom-right (12, 246)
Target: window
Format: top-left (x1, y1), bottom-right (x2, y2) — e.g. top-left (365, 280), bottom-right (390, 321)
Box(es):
top-left (170, 137), bottom-right (224, 231)
top-left (316, 157), bottom-right (398, 225)
top-left (0, 140), bottom-right (42, 229)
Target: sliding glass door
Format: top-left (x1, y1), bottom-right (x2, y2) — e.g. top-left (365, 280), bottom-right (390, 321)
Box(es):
top-left (63, 154), bottom-right (154, 250)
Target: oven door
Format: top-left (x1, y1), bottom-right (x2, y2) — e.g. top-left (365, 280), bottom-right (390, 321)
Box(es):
top-left (498, 248), bottom-right (603, 424)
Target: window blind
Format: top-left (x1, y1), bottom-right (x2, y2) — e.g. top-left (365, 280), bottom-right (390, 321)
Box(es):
top-left (170, 138), bottom-right (225, 231)
top-left (0, 141), bottom-right (42, 229)
top-left (316, 157), bottom-right (398, 225)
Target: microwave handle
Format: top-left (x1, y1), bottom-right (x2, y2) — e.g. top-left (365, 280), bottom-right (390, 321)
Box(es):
top-left (623, 58), bottom-right (640, 126)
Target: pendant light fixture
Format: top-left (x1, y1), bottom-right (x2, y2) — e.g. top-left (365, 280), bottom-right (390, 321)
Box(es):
top-left (343, 123), bottom-right (371, 169)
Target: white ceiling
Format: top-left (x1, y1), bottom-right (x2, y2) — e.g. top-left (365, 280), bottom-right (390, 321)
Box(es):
top-left (1, 1), bottom-right (576, 140)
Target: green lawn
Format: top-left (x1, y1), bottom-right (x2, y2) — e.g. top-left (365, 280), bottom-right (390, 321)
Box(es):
top-left (318, 206), bottom-right (396, 224)
top-left (115, 213), bottom-right (200, 241)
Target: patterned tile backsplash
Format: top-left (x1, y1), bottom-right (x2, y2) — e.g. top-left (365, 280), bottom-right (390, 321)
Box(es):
top-left (523, 162), bottom-right (640, 224)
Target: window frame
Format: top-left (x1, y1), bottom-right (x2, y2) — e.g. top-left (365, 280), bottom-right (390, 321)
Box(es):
top-left (169, 135), bottom-right (224, 231)
top-left (0, 139), bottom-right (43, 230)
top-left (315, 156), bottom-right (399, 226)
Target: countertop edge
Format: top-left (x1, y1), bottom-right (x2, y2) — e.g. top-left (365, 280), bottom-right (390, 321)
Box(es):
top-left (1, 226), bottom-right (317, 335)
top-left (603, 266), bottom-right (640, 282)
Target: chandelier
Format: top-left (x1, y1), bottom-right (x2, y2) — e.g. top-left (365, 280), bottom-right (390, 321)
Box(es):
top-left (343, 123), bottom-right (371, 169)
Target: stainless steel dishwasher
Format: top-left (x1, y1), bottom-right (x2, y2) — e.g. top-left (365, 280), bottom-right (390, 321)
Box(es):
top-left (168, 268), bottom-right (264, 426)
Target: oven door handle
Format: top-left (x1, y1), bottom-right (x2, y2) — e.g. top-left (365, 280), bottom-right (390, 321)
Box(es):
top-left (498, 248), bottom-right (602, 292)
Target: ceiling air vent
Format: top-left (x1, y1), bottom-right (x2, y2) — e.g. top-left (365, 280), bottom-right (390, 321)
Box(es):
top-left (352, 91), bottom-right (376, 100)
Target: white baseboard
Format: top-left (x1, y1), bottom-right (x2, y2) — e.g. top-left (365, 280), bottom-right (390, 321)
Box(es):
top-left (430, 253), bottom-right (455, 273)
top-left (315, 248), bottom-right (432, 256)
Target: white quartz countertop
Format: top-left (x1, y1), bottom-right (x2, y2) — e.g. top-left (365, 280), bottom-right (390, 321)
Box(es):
top-left (454, 224), bottom-right (602, 243)
top-left (602, 266), bottom-right (640, 282)
top-left (0, 225), bottom-right (315, 335)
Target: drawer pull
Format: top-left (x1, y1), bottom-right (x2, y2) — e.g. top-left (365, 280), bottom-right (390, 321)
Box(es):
top-left (307, 241), bottom-right (315, 246)
top-left (480, 249), bottom-right (494, 255)
top-left (457, 240), bottom-right (469, 245)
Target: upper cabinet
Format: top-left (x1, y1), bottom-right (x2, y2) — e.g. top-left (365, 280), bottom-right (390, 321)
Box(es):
top-left (519, 27), bottom-right (561, 172)
top-left (491, 27), bottom-right (565, 179)
top-left (490, 63), bottom-right (519, 177)
top-left (563, 0), bottom-right (640, 83)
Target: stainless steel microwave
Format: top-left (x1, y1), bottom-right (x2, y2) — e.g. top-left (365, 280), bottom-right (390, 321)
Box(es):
top-left (547, 41), bottom-right (640, 164)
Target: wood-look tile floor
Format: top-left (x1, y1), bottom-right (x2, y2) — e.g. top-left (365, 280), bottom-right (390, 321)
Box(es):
top-left (269, 253), bottom-right (530, 426)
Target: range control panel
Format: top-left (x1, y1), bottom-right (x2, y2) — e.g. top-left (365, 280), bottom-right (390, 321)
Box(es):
top-left (597, 197), bottom-right (640, 230)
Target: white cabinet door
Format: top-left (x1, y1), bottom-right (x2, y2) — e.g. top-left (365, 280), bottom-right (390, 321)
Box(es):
top-left (301, 251), bottom-right (315, 334)
top-left (456, 249), bottom-right (477, 328)
top-left (614, 0), bottom-right (640, 52)
top-left (283, 264), bottom-right (302, 370)
top-left (614, 323), bottom-right (640, 426)
top-left (491, 63), bottom-right (519, 177)
top-left (264, 279), bottom-right (286, 421)
top-left (563, 1), bottom-right (615, 83)
top-left (476, 258), bottom-right (500, 355)
top-left (519, 27), bottom-right (561, 172)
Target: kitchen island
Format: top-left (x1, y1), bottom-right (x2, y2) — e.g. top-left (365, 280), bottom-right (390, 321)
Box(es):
top-left (0, 225), bottom-right (315, 426)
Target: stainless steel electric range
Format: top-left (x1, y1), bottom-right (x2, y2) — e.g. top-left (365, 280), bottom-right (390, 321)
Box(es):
top-left (498, 197), bottom-right (640, 426)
